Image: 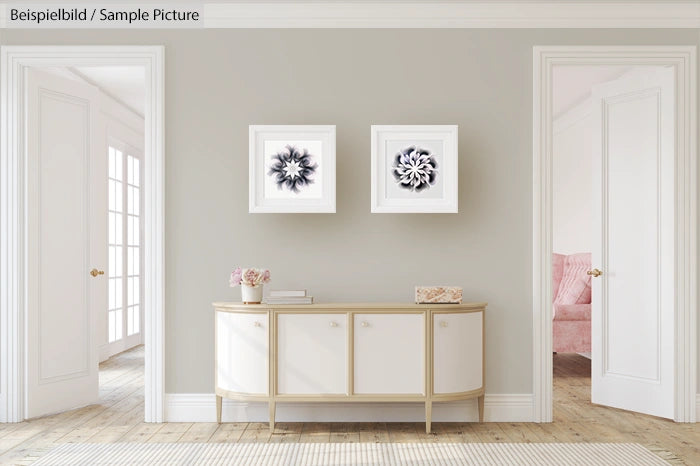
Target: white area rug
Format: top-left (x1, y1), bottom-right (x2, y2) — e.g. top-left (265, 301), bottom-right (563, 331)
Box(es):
top-left (32, 442), bottom-right (669, 465)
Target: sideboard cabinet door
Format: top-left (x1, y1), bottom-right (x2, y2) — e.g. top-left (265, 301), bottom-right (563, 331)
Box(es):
top-left (353, 313), bottom-right (424, 394)
top-left (433, 311), bottom-right (483, 394)
top-left (216, 311), bottom-right (268, 394)
top-left (277, 313), bottom-right (347, 395)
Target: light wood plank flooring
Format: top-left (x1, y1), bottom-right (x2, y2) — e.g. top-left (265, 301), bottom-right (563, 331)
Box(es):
top-left (0, 348), bottom-right (697, 464)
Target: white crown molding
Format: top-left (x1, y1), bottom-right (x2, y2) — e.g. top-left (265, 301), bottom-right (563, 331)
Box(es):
top-left (165, 393), bottom-right (534, 423)
top-left (66, 67), bottom-right (145, 120)
top-left (202, 2), bottom-right (700, 28)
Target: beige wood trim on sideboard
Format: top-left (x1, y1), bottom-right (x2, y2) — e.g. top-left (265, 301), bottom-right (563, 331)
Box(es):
top-left (214, 302), bottom-right (487, 311)
top-left (347, 311), bottom-right (354, 397)
top-left (214, 302), bottom-right (486, 433)
top-left (269, 309), bottom-right (276, 430)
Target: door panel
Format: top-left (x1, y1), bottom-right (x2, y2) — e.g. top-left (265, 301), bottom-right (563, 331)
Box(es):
top-left (27, 69), bottom-right (102, 418)
top-left (353, 313), bottom-right (424, 394)
top-left (591, 67), bottom-right (674, 418)
top-left (433, 312), bottom-right (482, 394)
top-left (277, 313), bottom-right (346, 394)
top-left (216, 312), bottom-right (268, 394)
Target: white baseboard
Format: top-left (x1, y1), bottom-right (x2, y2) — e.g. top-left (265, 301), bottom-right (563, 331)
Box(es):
top-left (165, 393), bottom-right (533, 423)
top-left (696, 394), bottom-right (700, 422)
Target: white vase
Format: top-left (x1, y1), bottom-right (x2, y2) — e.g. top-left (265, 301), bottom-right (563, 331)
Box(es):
top-left (241, 285), bottom-right (263, 304)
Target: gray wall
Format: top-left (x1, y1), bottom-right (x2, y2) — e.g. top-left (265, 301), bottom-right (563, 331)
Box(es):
top-left (2, 29), bottom-right (698, 396)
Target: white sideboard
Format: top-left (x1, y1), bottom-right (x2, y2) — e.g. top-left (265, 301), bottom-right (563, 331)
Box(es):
top-left (213, 302), bottom-right (486, 433)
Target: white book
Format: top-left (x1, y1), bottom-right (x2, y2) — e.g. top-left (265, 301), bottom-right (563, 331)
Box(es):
top-left (264, 296), bottom-right (314, 304)
top-left (265, 296), bottom-right (313, 301)
top-left (268, 290), bottom-right (307, 297)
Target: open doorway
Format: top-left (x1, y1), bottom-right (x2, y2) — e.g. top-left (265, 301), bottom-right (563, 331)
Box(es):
top-left (533, 46), bottom-right (697, 424)
top-left (552, 64), bottom-right (677, 418)
top-left (24, 65), bottom-right (145, 419)
top-left (0, 46), bottom-right (164, 423)
top-left (551, 65), bottom-right (632, 415)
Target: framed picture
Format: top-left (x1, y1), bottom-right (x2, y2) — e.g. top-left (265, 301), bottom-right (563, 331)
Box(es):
top-left (249, 125), bottom-right (336, 213)
top-left (371, 125), bottom-right (458, 213)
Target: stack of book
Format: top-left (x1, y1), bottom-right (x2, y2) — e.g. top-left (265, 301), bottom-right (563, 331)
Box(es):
top-left (264, 290), bottom-right (314, 305)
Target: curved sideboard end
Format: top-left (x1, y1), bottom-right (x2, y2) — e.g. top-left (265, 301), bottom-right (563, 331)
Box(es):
top-left (213, 302), bottom-right (486, 433)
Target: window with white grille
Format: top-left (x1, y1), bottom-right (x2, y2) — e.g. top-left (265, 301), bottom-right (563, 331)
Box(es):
top-left (108, 144), bottom-right (142, 344)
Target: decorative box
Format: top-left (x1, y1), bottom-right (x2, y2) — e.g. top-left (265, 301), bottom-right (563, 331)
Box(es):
top-left (415, 286), bottom-right (463, 304)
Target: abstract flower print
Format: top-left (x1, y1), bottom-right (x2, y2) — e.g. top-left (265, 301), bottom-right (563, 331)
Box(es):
top-left (268, 145), bottom-right (318, 193)
top-left (392, 146), bottom-right (438, 192)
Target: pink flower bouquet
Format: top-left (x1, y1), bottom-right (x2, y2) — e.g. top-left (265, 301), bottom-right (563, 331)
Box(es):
top-left (230, 267), bottom-right (271, 288)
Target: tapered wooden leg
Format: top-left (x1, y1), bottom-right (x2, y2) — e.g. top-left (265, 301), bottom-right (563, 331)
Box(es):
top-left (216, 395), bottom-right (222, 423)
top-left (269, 400), bottom-right (276, 432)
top-left (478, 394), bottom-right (485, 422)
top-left (425, 400), bottom-right (432, 434)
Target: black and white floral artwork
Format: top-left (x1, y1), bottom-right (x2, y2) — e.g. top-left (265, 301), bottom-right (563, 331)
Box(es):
top-left (250, 125), bottom-right (335, 213)
top-left (371, 125), bottom-right (457, 213)
top-left (267, 145), bottom-right (318, 193)
top-left (391, 145), bottom-right (438, 192)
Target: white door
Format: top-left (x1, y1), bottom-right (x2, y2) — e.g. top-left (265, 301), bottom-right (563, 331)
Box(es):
top-left (277, 314), bottom-right (346, 394)
top-left (216, 312), bottom-right (268, 395)
top-left (433, 312), bottom-right (482, 394)
top-left (590, 67), bottom-right (675, 419)
top-left (26, 69), bottom-right (104, 418)
top-left (353, 313), bottom-right (424, 394)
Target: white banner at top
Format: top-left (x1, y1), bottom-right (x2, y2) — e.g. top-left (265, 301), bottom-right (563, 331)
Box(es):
top-left (1, 2), bottom-right (699, 29)
top-left (1, 3), bottom-right (204, 28)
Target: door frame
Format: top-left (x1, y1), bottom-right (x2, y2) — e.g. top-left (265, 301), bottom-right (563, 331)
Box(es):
top-left (0, 45), bottom-right (165, 423)
top-left (532, 46), bottom-right (697, 422)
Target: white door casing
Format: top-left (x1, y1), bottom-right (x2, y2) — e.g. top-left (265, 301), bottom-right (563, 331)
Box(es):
top-left (353, 313), bottom-right (424, 395)
top-left (277, 313), bottom-right (347, 395)
top-left (433, 312), bottom-right (483, 394)
top-left (26, 69), bottom-right (102, 418)
top-left (532, 46), bottom-right (697, 423)
top-left (0, 46), bottom-right (164, 423)
top-left (590, 67), bottom-right (675, 418)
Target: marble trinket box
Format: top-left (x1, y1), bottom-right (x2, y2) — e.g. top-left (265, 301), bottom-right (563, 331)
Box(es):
top-left (415, 286), bottom-right (463, 304)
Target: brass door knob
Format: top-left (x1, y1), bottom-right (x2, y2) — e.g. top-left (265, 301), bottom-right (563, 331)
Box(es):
top-left (90, 268), bottom-right (105, 277)
top-left (587, 268), bottom-right (603, 277)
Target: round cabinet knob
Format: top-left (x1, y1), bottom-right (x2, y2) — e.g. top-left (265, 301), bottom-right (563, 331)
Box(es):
top-left (361, 321), bottom-right (369, 328)
top-left (440, 321), bottom-right (448, 328)
top-left (253, 321), bottom-right (261, 327)
top-left (329, 321), bottom-right (338, 328)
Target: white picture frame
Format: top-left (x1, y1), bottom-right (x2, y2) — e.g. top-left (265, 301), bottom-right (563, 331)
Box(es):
top-left (371, 125), bottom-right (458, 213)
top-left (249, 125), bottom-right (336, 213)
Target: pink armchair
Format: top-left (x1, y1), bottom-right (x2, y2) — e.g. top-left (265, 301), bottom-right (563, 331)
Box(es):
top-left (552, 253), bottom-right (591, 353)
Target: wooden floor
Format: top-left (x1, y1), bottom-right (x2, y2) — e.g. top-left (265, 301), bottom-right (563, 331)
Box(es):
top-left (0, 348), bottom-right (698, 464)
